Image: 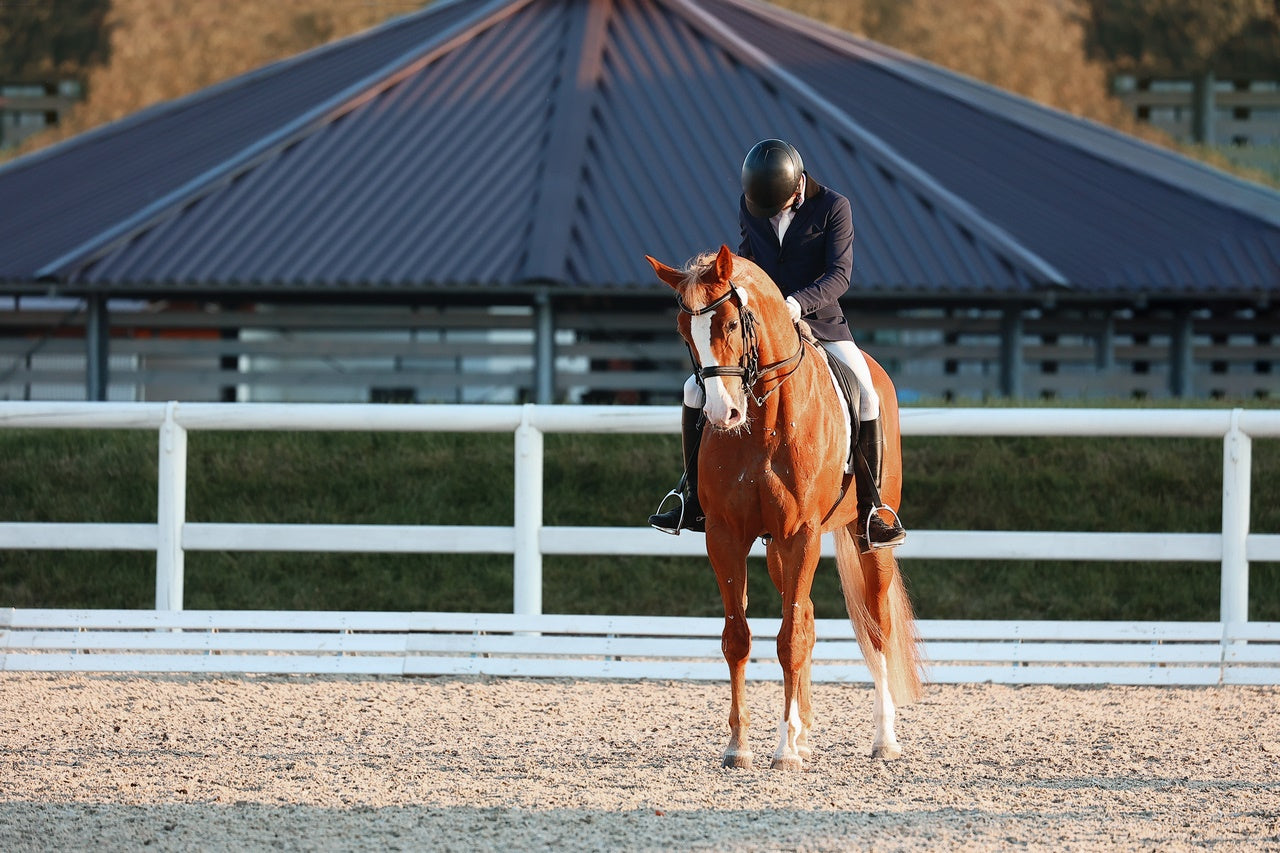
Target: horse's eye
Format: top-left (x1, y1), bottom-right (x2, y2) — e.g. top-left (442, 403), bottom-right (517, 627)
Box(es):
top-left (726, 319), bottom-right (739, 332)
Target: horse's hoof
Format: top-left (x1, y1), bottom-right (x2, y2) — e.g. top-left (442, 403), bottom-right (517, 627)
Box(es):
top-left (798, 745), bottom-right (813, 760)
top-left (722, 751), bottom-right (753, 770)
top-left (870, 744), bottom-right (903, 760)
top-left (769, 755), bottom-right (804, 771)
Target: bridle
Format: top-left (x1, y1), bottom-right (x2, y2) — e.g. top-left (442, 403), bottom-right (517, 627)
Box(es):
top-left (677, 282), bottom-right (806, 408)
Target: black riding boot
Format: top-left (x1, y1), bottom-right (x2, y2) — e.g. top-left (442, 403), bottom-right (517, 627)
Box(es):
top-left (855, 417), bottom-right (906, 551)
top-left (648, 405), bottom-right (706, 534)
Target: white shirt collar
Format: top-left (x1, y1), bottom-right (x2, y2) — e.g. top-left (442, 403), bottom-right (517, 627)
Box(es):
top-left (770, 173), bottom-right (805, 242)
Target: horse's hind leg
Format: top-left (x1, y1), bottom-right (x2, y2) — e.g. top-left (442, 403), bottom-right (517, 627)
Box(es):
top-left (860, 540), bottom-right (921, 753)
top-left (708, 535), bottom-right (753, 769)
top-left (834, 527), bottom-right (922, 760)
top-left (867, 646), bottom-right (901, 757)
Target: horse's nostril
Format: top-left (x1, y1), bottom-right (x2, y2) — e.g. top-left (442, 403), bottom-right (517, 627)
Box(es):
top-left (728, 408), bottom-right (741, 422)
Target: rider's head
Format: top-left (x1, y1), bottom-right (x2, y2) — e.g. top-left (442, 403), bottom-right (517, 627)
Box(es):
top-left (740, 139), bottom-right (805, 219)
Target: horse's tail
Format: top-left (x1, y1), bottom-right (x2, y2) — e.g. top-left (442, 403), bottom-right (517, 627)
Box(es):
top-left (833, 527), bottom-right (925, 705)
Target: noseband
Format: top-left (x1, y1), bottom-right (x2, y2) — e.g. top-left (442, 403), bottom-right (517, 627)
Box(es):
top-left (678, 282), bottom-right (805, 407)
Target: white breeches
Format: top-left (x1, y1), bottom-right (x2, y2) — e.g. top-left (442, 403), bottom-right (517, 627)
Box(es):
top-left (682, 374), bottom-right (704, 408)
top-left (681, 338), bottom-right (880, 423)
top-left (820, 339), bottom-right (880, 422)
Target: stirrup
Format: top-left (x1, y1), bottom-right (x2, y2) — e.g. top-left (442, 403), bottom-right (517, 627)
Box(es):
top-left (649, 488), bottom-right (687, 536)
top-left (863, 505), bottom-right (906, 552)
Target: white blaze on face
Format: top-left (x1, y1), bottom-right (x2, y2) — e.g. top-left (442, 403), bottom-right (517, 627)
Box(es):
top-left (689, 287), bottom-right (748, 429)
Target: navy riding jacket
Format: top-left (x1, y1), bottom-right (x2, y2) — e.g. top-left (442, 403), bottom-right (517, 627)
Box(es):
top-left (737, 175), bottom-right (855, 344)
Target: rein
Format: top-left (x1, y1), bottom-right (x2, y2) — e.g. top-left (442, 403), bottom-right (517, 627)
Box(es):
top-left (678, 282), bottom-right (805, 408)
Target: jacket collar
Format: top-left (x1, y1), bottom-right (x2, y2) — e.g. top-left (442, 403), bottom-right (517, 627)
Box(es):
top-left (779, 175), bottom-right (824, 246)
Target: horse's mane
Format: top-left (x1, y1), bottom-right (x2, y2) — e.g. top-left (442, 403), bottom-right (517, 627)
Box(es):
top-left (678, 250), bottom-right (772, 311)
top-left (682, 249), bottom-right (821, 353)
top-left (679, 252), bottom-right (720, 287)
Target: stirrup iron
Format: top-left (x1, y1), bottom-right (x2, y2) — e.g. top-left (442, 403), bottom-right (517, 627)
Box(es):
top-left (865, 504), bottom-right (906, 551)
top-left (649, 488), bottom-right (687, 536)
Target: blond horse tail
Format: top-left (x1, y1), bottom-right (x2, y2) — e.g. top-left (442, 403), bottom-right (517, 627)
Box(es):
top-left (833, 526), bottom-right (925, 705)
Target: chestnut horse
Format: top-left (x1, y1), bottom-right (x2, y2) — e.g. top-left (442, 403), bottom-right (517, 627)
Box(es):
top-left (647, 245), bottom-right (923, 770)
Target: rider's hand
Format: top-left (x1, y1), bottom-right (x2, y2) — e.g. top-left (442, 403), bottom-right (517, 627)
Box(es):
top-left (785, 297), bottom-right (802, 323)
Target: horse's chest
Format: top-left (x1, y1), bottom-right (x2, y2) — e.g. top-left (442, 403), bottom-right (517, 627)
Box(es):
top-left (709, 449), bottom-right (805, 502)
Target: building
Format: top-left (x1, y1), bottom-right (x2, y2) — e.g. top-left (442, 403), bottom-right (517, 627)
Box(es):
top-left (1, 0), bottom-right (1277, 403)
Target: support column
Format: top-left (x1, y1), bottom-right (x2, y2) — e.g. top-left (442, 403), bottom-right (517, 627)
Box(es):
top-left (85, 294), bottom-right (109, 401)
top-left (533, 290), bottom-right (555, 405)
top-left (999, 307), bottom-right (1023, 398)
top-left (1094, 313), bottom-right (1115, 371)
top-left (1192, 70), bottom-right (1216, 146)
top-left (1171, 310), bottom-right (1194, 398)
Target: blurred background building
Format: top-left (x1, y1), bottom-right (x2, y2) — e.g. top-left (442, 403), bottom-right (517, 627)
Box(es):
top-left (2, 0), bottom-right (1276, 404)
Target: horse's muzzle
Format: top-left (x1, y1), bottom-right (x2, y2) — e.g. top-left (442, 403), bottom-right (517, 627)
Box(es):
top-left (704, 389), bottom-right (748, 431)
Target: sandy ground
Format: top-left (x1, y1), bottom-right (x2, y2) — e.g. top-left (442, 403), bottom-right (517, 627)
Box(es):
top-left (1, 674), bottom-right (1277, 852)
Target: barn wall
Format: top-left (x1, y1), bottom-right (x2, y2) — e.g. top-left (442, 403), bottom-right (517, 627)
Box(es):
top-left (0, 299), bottom-right (1274, 403)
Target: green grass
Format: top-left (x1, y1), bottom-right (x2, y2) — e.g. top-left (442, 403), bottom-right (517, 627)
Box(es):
top-left (1, 403), bottom-right (1277, 621)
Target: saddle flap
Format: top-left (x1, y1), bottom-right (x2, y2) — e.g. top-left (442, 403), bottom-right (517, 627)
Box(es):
top-left (823, 352), bottom-right (862, 472)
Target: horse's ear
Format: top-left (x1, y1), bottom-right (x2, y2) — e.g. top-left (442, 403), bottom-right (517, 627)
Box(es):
top-left (715, 244), bottom-right (734, 282)
top-left (645, 255), bottom-right (685, 291)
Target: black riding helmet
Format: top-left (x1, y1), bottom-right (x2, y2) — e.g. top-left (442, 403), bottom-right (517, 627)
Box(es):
top-left (740, 138), bottom-right (805, 219)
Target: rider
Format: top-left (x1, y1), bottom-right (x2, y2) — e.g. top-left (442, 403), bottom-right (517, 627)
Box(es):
top-left (648, 138), bottom-right (907, 551)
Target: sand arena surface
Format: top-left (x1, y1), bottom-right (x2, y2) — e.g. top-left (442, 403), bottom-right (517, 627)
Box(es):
top-left (1, 674), bottom-right (1277, 851)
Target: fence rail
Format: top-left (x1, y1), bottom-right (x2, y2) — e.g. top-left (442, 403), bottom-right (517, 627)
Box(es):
top-left (1, 402), bottom-right (1278, 684)
top-left (3, 608), bottom-right (1277, 685)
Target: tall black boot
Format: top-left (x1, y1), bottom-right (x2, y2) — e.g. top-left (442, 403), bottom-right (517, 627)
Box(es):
top-left (648, 405), bottom-right (706, 535)
top-left (855, 417), bottom-right (906, 551)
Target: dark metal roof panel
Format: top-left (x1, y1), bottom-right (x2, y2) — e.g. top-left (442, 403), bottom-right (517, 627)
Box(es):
top-left (78, 0), bottom-right (1050, 294)
top-left (0, 0), bottom-right (490, 281)
top-left (585, 0), bottom-right (1038, 292)
top-left (704, 0), bottom-right (1280, 295)
top-left (4, 0), bottom-right (1276, 299)
top-left (82, 0), bottom-right (566, 290)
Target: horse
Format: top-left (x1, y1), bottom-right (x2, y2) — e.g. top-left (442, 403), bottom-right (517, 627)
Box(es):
top-left (646, 244), bottom-right (923, 770)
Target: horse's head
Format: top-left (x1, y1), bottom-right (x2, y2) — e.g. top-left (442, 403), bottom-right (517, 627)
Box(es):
top-left (645, 244), bottom-right (794, 431)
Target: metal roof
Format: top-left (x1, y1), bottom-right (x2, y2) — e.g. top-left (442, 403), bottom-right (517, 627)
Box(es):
top-left (1, 0), bottom-right (1276, 300)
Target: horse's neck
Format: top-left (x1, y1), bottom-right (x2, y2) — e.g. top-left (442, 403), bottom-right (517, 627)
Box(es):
top-left (757, 337), bottom-right (839, 440)
top-left (756, 321), bottom-right (803, 373)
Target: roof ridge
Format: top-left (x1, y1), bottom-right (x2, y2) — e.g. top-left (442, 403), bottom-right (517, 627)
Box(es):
top-left (521, 0), bottom-right (614, 281)
top-left (728, 0), bottom-right (1280, 228)
top-left (37, 0), bottom-right (534, 282)
top-left (669, 0), bottom-right (1069, 288)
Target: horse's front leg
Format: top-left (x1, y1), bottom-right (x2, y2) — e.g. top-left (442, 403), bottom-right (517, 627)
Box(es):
top-left (708, 533), bottom-right (753, 769)
top-left (796, 641), bottom-right (814, 761)
top-left (767, 529), bottom-right (821, 771)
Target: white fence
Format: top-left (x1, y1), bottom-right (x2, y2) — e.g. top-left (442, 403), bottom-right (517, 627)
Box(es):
top-left (1, 402), bottom-right (1278, 685)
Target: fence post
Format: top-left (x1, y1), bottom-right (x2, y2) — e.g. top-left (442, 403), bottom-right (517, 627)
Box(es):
top-left (513, 404), bottom-right (543, 615)
top-left (1220, 408), bottom-right (1251, 627)
top-left (156, 401), bottom-right (187, 611)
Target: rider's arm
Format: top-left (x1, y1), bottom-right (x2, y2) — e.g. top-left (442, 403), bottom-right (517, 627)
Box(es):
top-left (787, 194), bottom-right (853, 316)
